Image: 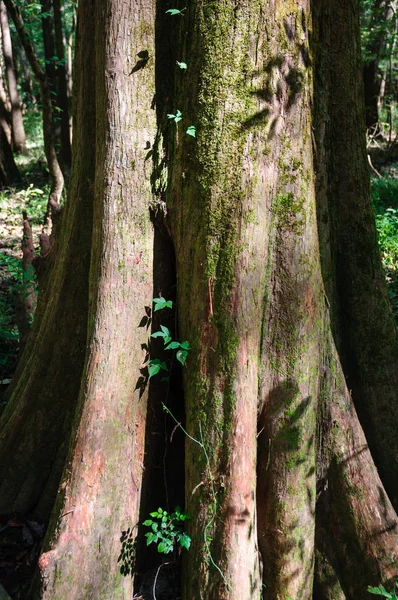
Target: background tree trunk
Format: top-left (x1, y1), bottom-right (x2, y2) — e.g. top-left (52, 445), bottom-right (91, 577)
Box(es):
top-left (3, 0), bottom-right (64, 206)
top-left (362, 0), bottom-right (395, 129)
top-left (52, 0), bottom-right (71, 168)
top-left (0, 1), bottom-right (25, 153)
top-left (0, 117), bottom-right (18, 184)
top-left (0, 52), bottom-right (12, 146)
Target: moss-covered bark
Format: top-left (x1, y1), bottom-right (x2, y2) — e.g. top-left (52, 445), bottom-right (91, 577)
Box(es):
top-left (164, 1), bottom-right (398, 598)
top-left (313, 0), bottom-right (398, 511)
top-left (167, 2), bottom-right (268, 597)
top-left (0, 1), bottom-right (397, 599)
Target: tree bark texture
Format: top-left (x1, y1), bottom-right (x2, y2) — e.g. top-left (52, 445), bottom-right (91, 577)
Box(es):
top-left (313, 0), bottom-right (398, 511)
top-left (0, 1), bottom-right (26, 153)
top-left (33, 0), bottom-right (157, 597)
top-left (164, 0), bottom-right (398, 598)
top-left (168, 2), bottom-right (266, 595)
top-left (0, 1), bottom-right (396, 599)
top-left (0, 0), bottom-right (95, 521)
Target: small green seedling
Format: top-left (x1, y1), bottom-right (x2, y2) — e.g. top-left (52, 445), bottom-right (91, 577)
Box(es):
top-left (143, 506), bottom-right (191, 554)
top-left (166, 7), bottom-right (186, 16)
top-left (151, 325), bottom-right (190, 366)
top-left (368, 581), bottom-right (398, 598)
top-left (147, 358), bottom-right (168, 379)
top-left (151, 324), bottom-right (172, 345)
top-left (153, 297), bottom-right (173, 312)
top-left (177, 61), bottom-right (187, 69)
top-left (167, 110), bottom-right (182, 123)
top-left (148, 298), bottom-right (190, 378)
top-left (186, 125), bottom-right (196, 137)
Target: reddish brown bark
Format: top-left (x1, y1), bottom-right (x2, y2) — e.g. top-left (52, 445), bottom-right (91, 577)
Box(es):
top-left (0, 1), bottom-right (396, 599)
top-left (32, 0), bottom-right (157, 597)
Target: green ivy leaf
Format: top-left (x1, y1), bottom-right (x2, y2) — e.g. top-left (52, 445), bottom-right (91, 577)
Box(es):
top-left (176, 349), bottom-right (188, 365)
top-left (153, 297), bottom-right (173, 311)
top-left (148, 363), bottom-right (161, 378)
top-left (186, 125), bottom-right (196, 137)
top-left (165, 341), bottom-right (180, 350)
top-left (151, 331), bottom-right (166, 339)
top-left (167, 110), bottom-right (182, 123)
top-left (178, 532), bottom-right (191, 550)
top-left (367, 585), bottom-right (393, 598)
top-left (177, 61), bottom-right (187, 69)
top-left (153, 297), bottom-right (167, 311)
top-left (166, 7), bottom-right (185, 15)
top-left (160, 325), bottom-right (171, 337)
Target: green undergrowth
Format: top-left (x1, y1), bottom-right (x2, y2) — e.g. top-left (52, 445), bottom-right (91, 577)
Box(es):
top-left (0, 182), bottom-right (45, 383)
top-left (0, 108), bottom-right (47, 384)
top-left (368, 581), bottom-right (398, 598)
top-left (371, 175), bottom-right (398, 321)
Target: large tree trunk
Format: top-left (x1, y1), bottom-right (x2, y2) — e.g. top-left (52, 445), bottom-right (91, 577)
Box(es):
top-left (163, 0), bottom-right (398, 599)
top-left (0, 0), bottom-right (95, 521)
top-left (0, 1), bottom-right (396, 599)
top-left (0, 1), bottom-right (26, 153)
top-left (313, 0), bottom-right (398, 511)
top-left (31, 0), bottom-right (157, 597)
top-left (167, 2), bottom-right (265, 596)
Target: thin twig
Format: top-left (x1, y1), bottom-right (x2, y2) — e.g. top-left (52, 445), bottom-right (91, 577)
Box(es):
top-left (198, 422), bottom-right (229, 589)
top-left (191, 480), bottom-right (204, 496)
top-left (162, 403), bottom-right (202, 446)
top-left (208, 278), bottom-right (214, 318)
top-left (152, 562), bottom-right (170, 600)
top-left (367, 154), bottom-right (382, 178)
top-left (170, 422), bottom-right (180, 443)
top-left (266, 438), bottom-right (272, 471)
